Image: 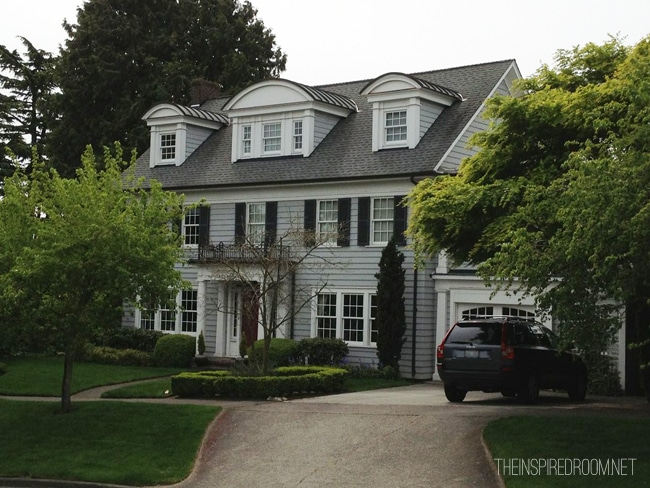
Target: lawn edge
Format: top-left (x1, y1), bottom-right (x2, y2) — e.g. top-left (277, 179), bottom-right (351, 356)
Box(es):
top-left (481, 424), bottom-right (507, 488)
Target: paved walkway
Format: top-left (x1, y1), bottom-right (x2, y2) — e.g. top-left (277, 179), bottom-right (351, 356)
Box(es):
top-left (1, 382), bottom-right (648, 488)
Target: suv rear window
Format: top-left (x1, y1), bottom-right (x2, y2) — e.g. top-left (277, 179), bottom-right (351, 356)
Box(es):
top-left (447, 322), bottom-right (502, 346)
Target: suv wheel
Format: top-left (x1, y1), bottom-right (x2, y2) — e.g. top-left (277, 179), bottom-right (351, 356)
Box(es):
top-left (444, 384), bottom-right (467, 403)
top-left (568, 371), bottom-right (587, 401)
top-left (518, 374), bottom-right (539, 404)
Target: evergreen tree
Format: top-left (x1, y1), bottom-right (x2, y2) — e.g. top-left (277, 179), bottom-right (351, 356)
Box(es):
top-left (49, 0), bottom-right (287, 177)
top-left (0, 38), bottom-right (55, 183)
top-left (375, 237), bottom-right (406, 372)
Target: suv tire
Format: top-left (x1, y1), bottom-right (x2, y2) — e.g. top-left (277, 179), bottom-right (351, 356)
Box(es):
top-left (444, 384), bottom-right (467, 403)
top-left (517, 374), bottom-right (540, 404)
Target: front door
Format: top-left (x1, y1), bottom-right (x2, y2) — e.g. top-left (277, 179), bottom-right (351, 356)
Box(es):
top-left (226, 285), bottom-right (259, 357)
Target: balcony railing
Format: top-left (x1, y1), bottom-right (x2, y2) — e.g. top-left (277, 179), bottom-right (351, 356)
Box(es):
top-left (188, 241), bottom-right (292, 264)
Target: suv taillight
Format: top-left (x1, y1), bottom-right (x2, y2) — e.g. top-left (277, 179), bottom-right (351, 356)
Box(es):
top-left (436, 344), bottom-right (444, 360)
top-left (501, 322), bottom-right (515, 360)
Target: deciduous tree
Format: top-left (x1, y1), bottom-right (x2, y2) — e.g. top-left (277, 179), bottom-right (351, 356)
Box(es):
top-left (0, 145), bottom-right (186, 412)
top-left (408, 35), bottom-right (650, 394)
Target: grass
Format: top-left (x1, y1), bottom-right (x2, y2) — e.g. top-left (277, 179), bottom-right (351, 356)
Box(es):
top-left (0, 356), bottom-right (183, 396)
top-left (0, 399), bottom-right (220, 486)
top-left (102, 377), bottom-right (173, 398)
top-left (483, 415), bottom-right (650, 488)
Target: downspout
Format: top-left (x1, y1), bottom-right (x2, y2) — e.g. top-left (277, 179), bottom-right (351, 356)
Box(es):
top-left (411, 268), bottom-right (418, 378)
top-left (289, 270), bottom-right (296, 340)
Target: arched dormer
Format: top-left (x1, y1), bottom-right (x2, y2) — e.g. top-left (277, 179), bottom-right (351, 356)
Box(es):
top-left (360, 73), bottom-right (463, 151)
top-left (143, 103), bottom-right (229, 168)
top-left (224, 79), bottom-right (358, 162)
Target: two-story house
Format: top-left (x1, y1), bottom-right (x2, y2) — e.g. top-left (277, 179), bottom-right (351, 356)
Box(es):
top-left (121, 59), bottom-right (627, 382)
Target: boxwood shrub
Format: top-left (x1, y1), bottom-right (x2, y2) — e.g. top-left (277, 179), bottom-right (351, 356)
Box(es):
top-left (171, 366), bottom-right (348, 399)
top-left (247, 338), bottom-right (299, 367)
top-left (93, 327), bottom-right (164, 353)
top-left (153, 334), bottom-right (196, 368)
top-left (296, 338), bottom-right (349, 366)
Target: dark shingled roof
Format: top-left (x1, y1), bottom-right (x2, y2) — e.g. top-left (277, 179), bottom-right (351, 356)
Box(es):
top-left (134, 60), bottom-right (515, 190)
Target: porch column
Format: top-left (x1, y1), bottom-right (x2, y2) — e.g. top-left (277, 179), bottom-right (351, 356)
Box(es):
top-left (214, 282), bottom-right (227, 356)
top-left (197, 279), bottom-right (207, 351)
top-left (432, 288), bottom-right (448, 381)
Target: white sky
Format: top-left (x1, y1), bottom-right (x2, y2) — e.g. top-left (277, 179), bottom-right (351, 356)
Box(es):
top-left (2, 0), bottom-right (649, 86)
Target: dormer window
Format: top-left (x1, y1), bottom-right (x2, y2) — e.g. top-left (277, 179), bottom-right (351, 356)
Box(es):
top-left (224, 79), bottom-right (357, 162)
top-left (160, 133), bottom-right (177, 162)
top-left (293, 120), bottom-right (303, 151)
top-left (242, 125), bottom-right (252, 155)
top-left (385, 110), bottom-right (407, 145)
top-left (361, 73), bottom-right (463, 152)
top-left (143, 103), bottom-right (228, 168)
top-left (263, 122), bottom-right (282, 153)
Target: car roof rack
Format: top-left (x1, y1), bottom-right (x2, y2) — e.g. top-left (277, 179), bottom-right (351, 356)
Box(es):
top-left (460, 314), bottom-right (536, 321)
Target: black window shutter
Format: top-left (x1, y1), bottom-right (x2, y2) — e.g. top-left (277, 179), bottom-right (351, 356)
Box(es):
top-left (304, 200), bottom-right (316, 247)
top-left (393, 195), bottom-right (407, 246)
top-left (337, 198), bottom-right (351, 247)
top-left (357, 197), bottom-right (370, 246)
top-left (198, 205), bottom-right (211, 247)
top-left (235, 202), bottom-right (246, 244)
top-left (265, 201), bottom-right (277, 245)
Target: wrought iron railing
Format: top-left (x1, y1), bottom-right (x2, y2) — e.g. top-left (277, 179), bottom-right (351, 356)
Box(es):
top-left (188, 241), bottom-right (292, 264)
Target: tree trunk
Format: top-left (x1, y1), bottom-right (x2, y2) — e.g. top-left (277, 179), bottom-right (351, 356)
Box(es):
top-left (60, 350), bottom-right (74, 413)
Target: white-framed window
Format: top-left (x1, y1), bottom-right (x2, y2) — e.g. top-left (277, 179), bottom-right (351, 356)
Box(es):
top-left (242, 125), bottom-right (252, 155)
top-left (263, 122), bottom-right (282, 153)
top-left (293, 120), bottom-right (303, 151)
top-left (181, 290), bottom-right (198, 333)
top-left (371, 197), bottom-right (394, 245)
top-left (247, 202), bottom-right (266, 245)
top-left (385, 110), bottom-right (407, 144)
top-left (183, 207), bottom-right (200, 246)
top-left (313, 290), bottom-right (377, 346)
top-left (137, 289), bottom-right (199, 335)
top-left (160, 133), bottom-right (177, 161)
top-left (317, 199), bottom-right (338, 245)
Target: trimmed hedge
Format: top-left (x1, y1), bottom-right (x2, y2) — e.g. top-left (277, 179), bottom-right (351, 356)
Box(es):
top-left (296, 338), bottom-right (349, 366)
top-left (93, 327), bottom-right (164, 353)
top-left (81, 346), bottom-right (153, 367)
top-left (171, 366), bottom-right (348, 399)
top-left (153, 334), bottom-right (196, 368)
top-left (247, 338), bottom-right (299, 367)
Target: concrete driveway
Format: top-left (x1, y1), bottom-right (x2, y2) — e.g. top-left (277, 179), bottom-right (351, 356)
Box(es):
top-left (171, 382), bottom-right (647, 488)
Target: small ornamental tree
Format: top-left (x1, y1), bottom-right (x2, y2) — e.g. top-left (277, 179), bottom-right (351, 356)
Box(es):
top-left (0, 144), bottom-right (186, 413)
top-left (375, 237), bottom-right (406, 372)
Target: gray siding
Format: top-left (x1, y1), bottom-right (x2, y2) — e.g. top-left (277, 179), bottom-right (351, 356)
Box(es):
top-left (313, 112), bottom-right (340, 148)
top-left (185, 126), bottom-right (213, 160)
top-left (419, 101), bottom-right (444, 139)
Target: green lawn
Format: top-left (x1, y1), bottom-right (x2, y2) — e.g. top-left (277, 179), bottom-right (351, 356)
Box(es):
top-left (0, 399), bottom-right (220, 486)
top-left (101, 377), bottom-right (174, 398)
top-left (0, 356), bottom-right (183, 396)
top-left (483, 415), bottom-right (650, 488)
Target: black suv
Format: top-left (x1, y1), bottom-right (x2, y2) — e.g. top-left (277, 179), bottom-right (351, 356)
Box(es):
top-left (437, 317), bottom-right (587, 403)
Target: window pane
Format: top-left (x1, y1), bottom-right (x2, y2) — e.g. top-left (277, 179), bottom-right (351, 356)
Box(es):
top-left (263, 123), bottom-right (281, 152)
top-left (317, 200), bottom-right (338, 244)
top-left (371, 198), bottom-right (393, 244)
top-left (316, 294), bottom-right (337, 339)
top-left (385, 111), bottom-right (407, 142)
top-left (293, 120), bottom-right (303, 150)
top-left (370, 294), bottom-right (378, 343)
top-left (184, 207), bottom-right (200, 246)
top-left (181, 290), bottom-right (198, 333)
top-left (242, 125), bottom-right (251, 154)
top-left (343, 294), bottom-right (364, 342)
top-left (140, 309), bottom-right (155, 330)
top-left (160, 133), bottom-right (176, 160)
top-left (247, 203), bottom-right (266, 245)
